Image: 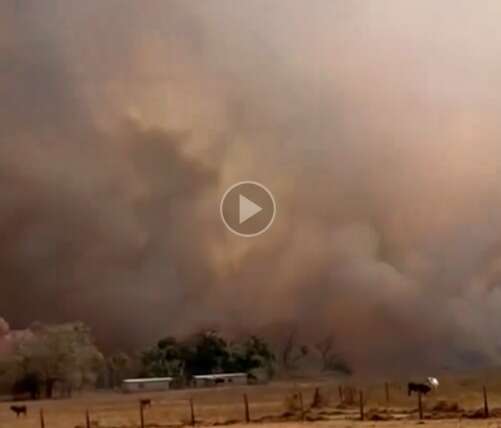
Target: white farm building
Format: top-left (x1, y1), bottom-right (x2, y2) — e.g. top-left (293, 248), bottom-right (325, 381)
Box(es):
top-left (122, 377), bottom-right (173, 393)
top-left (193, 373), bottom-right (248, 387)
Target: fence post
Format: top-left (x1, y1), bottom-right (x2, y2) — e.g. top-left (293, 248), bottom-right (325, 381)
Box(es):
top-left (189, 398), bottom-right (196, 426)
top-left (418, 391), bottom-right (423, 420)
top-left (298, 391), bottom-right (305, 421)
top-left (359, 390), bottom-right (364, 421)
top-left (139, 401), bottom-right (145, 428)
top-left (40, 409), bottom-right (45, 428)
top-left (483, 386), bottom-right (489, 418)
top-left (338, 385), bottom-right (344, 403)
top-left (385, 382), bottom-right (390, 404)
top-left (243, 394), bottom-right (250, 423)
top-left (312, 387), bottom-right (320, 408)
top-left (86, 409), bottom-right (91, 428)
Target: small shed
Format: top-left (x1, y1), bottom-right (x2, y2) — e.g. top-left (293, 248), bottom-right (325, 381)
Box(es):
top-left (193, 373), bottom-right (248, 387)
top-left (122, 377), bottom-right (173, 393)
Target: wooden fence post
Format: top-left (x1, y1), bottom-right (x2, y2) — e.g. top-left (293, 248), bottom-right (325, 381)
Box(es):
top-left (338, 385), bottom-right (344, 403)
top-left (298, 391), bottom-right (305, 421)
top-left (385, 382), bottom-right (390, 404)
top-left (86, 409), bottom-right (91, 428)
top-left (189, 398), bottom-right (196, 426)
top-left (418, 391), bottom-right (423, 420)
top-left (243, 394), bottom-right (250, 423)
top-left (40, 409), bottom-right (45, 428)
top-left (139, 402), bottom-right (145, 428)
top-left (359, 390), bottom-right (364, 421)
top-left (483, 386), bottom-right (489, 418)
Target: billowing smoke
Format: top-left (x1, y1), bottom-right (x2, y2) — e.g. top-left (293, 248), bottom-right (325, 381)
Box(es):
top-left (2, 0), bottom-right (501, 373)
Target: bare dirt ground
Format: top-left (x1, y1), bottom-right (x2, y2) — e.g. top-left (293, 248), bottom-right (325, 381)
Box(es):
top-left (3, 372), bottom-right (501, 428)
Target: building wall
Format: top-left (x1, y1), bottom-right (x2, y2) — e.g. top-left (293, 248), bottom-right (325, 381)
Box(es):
top-left (194, 375), bottom-right (248, 387)
top-left (122, 381), bottom-right (171, 393)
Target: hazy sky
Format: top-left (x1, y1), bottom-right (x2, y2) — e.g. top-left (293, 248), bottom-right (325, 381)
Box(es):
top-left (2, 1), bottom-right (501, 372)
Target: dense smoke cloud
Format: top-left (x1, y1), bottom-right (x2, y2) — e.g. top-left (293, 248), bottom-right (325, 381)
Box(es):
top-left (2, 0), bottom-right (501, 373)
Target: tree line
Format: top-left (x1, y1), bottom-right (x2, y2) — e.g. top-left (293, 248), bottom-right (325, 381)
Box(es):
top-left (140, 330), bottom-right (275, 383)
top-left (0, 321), bottom-right (351, 399)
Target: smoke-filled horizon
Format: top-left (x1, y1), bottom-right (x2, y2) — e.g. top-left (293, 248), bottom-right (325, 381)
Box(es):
top-left (2, 0), bottom-right (501, 373)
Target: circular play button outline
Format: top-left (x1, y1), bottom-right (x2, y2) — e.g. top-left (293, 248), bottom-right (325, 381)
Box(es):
top-left (220, 180), bottom-right (277, 237)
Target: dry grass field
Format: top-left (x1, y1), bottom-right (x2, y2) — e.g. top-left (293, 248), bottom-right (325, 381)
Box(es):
top-left (3, 372), bottom-right (501, 428)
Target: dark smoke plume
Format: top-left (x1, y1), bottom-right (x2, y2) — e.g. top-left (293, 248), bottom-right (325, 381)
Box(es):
top-left (2, 0), bottom-right (501, 373)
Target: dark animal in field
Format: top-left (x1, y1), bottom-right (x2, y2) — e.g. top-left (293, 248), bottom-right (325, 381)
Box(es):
top-left (140, 399), bottom-right (151, 408)
top-left (408, 382), bottom-right (431, 396)
top-left (10, 405), bottom-right (27, 417)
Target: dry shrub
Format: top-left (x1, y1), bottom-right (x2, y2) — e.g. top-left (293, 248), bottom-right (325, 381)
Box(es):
top-left (431, 400), bottom-right (462, 413)
top-left (305, 414), bottom-right (329, 422)
top-left (489, 408), bottom-right (501, 417)
top-left (341, 386), bottom-right (357, 405)
top-left (463, 408), bottom-right (487, 419)
top-left (75, 421), bottom-right (101, 428)
top-left (284, 392), bottom-right (303, 413)
top-left (318, 409), bottom-right (346, 416)
top-left (211, 419), bottom-right (240, 426)
top-left (366, 408), bottom-right (393, 421)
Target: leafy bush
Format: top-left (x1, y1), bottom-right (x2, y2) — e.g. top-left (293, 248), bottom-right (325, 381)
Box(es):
top-left (141, 330), bottom-right (275, 381)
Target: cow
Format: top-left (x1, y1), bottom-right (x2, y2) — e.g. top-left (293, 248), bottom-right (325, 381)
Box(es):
top-left (10, 405), bottom-right (27, 418)
top-left (408, 382), bottom-right (431, 396)
top-left (408, 377), bottom-right (440, 396)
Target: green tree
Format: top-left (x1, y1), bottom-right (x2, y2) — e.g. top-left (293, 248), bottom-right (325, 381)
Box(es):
top-left (230, 336), bottom-right (275, 377)
top-left (141, 330), bottom-right (276, 382)
top-left (142, 330), bottom-right (231, 378)
top-left (183, 330), bottom-right (230, 376)
top-left (107, 352), bottom-right (131, 388)
top-left (142, 337), bottom-right (184, 377)
top-left (0, 355), bottom-right (19, 396)
top-left (15, 322), bottom-right (103, 398)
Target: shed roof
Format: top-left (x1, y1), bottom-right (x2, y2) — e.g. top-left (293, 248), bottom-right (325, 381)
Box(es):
top-left (123, 377), bottom-right (174, 384)
top-left (193, 373), bottom-right (247, 380)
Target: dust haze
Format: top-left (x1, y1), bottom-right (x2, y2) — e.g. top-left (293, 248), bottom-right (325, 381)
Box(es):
top-left (2, 0), bottom-right (501, 373)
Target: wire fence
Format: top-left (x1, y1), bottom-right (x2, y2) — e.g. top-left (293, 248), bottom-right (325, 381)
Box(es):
top-left (1, 381), bottom-right (498, 428)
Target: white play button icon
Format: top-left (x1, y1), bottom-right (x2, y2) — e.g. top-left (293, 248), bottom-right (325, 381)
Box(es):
top-left (239, 194), bottom-right (262, 224)
top-left (220, 181), bottom-right (276, 237)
